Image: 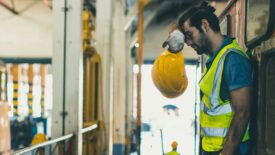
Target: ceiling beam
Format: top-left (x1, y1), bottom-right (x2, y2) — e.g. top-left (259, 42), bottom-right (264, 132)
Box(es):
top-left (129, 3), bottom-right (162, 48)
top-left (0, 0), bottom-right (18, 14)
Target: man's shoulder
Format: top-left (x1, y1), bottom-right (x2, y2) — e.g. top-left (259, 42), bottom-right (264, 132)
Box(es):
top-left (227, 46), bottom-right (248, 58)
top-left (225, 51), bottom-right (250, 65)
top-left (223, 50), bottom-right (253, 91)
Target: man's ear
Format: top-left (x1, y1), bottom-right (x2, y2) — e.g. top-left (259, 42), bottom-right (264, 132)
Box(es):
top-left (201, 19), bottom-right (209, 33)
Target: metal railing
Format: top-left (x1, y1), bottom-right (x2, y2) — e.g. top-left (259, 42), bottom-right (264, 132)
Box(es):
top-left (14, 134), bottom-right (74, 155)
top-left (81, 123), bottom-right (98, 134)
top-left (13, 123), bottom-right (98, 155)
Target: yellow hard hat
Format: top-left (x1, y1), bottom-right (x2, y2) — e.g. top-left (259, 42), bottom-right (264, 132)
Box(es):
top-left (171, 141), bottom-right (178, 149)
top-left (152, 50), bottom-right (188, 98)
top-left (31, 133), bottom-right (47, 145)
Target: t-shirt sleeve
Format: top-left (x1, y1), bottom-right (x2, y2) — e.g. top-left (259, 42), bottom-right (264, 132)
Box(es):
top-left (224, 52), bottom-right (253, 91)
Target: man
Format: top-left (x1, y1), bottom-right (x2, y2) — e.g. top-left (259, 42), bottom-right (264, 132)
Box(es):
top-left (166, 141), bottom-right (180, 155)
top-left (164, 2), bottom-right (252, 155)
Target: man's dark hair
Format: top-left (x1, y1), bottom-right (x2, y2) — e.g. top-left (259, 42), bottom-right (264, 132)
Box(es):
top-left (178, 1), bottom-right (221, 33)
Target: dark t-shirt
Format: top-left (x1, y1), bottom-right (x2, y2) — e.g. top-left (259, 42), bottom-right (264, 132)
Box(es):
top-left (205, 37), bottom-right (252, 101)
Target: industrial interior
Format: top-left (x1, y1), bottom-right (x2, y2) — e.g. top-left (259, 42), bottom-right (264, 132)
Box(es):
top-left (0, 0), bottom-right (275, 154)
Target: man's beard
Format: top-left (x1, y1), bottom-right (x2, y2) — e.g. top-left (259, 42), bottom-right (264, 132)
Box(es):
top-left (195, 32), bottom-right (212, 55)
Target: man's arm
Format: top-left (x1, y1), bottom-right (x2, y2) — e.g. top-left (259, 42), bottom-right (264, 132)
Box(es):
top-left (221, 86), bottom-right (252, 155)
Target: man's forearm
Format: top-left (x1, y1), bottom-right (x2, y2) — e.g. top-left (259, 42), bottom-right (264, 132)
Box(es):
top-left (221, 87), bottom-right (252, 155)
top-left (221, 110), bottom-right (250, 155)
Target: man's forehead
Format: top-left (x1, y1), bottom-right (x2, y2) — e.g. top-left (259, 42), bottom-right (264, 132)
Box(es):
top-left (182, 21), bottom-right (191, 32)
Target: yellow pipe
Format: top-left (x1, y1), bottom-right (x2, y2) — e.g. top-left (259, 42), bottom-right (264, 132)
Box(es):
top-left (84, 55), bottom-right (92, 123)
top-left (28, 64), bottom-right (34, 116)
top-left (12, 64), bottom-right (19, 116)
top-left (136, 0), bottom-right (145, 153)
top-left (82, 9), bottom-right (101, 155)
top-left (136, 1), bottom-right (150, 153)
top-left (40, 65), bottom-right (46, 117)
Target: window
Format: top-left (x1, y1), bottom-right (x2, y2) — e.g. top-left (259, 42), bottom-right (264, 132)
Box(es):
top-left (245, 0), bottom-right (274, 49)
top-left (220, 15), bottom-right (230, 36)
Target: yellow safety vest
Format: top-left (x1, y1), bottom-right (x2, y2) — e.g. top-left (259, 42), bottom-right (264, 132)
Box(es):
top-left (199, 40), bottom-right (250, 151)
top-left (166, 151), bottom-right (180, 155)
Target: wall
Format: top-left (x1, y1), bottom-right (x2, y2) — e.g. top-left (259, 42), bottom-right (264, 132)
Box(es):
top-left (0, 0), bottom-right (52, 58)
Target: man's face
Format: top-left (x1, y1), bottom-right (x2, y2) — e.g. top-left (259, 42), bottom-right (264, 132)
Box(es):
top-left (182, 20), bottom-right (210, 55)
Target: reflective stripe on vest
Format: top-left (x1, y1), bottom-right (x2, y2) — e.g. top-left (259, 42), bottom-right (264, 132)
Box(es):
top-left (200, 101), bottom-right (232, 116)
top-left (202, 127), bottom-right (228, 137)
top-left (199, 40), bottom-right (250, 151)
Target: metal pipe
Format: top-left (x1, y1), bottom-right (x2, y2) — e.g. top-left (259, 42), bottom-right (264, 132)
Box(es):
top-left (160, 129), bottom-right (164, 155)
top-left (194, 61), bottom-right (200, 155)
top-left (81, 123), bottom-right (98, 134)
top-left (27, 65), bottom-right (34, 116)
top-left (40, 65), bottom-right (46, 117)
top-left (62, 0), bottom-right (68, 136)
top-left (219, 0), bottom-right (238, 20)
top-left (136, 1), bottom-right (144, 155)
top-left (12, 64), bottom-right (19, 116)
top-left (14, 133), bottom-right (74, 155)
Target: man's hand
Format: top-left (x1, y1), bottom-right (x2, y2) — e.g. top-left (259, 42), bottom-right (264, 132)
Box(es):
top-left (162, 29), bottom-right (185, 53)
